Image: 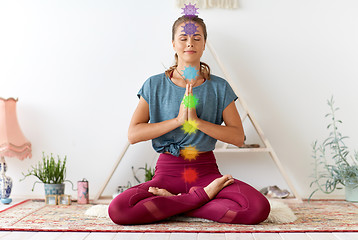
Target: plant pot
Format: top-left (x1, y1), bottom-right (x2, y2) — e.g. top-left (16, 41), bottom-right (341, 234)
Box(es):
top-left (345, 182), bottom-right (358, 202)
top-left (44, 183), bottom-right (65, 196)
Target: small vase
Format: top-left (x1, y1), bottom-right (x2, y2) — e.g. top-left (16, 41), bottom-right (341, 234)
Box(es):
top-left (44, 183), bottom-right (65, 196)
top-left (0, 161), bottom-right (12, 199)
top-left (345, 182), bottom-right (358, 202)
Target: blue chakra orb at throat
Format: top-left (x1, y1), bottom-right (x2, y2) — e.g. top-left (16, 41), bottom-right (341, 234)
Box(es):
top-left (181, 65), bottom-right (199, 81)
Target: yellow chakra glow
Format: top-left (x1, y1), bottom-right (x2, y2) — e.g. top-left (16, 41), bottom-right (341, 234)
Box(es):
top-left (181, 145), bottom-right (199, 161)
top-left (182, 120), bottom-right (198, 135)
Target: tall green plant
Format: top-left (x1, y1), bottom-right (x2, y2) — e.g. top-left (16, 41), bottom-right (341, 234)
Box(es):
top-left (21, 152), bottom-right (68, 189)
top-left (310, 97), bottom-right (358, 199)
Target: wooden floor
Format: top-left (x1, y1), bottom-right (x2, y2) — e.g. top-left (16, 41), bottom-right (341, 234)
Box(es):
top-left (1, 199), bottom-right (358, 240)
top-left (1, 232), bottom-right (358, 240)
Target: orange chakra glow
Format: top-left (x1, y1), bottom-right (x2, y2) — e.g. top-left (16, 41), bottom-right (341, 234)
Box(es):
top-left (181, 145), bottom-right (199, 161)
top-left (182, 168), bottom-right (199, 184)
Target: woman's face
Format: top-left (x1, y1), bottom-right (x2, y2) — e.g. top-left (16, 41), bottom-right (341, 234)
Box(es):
top-left (172, 22), bottom-right (206, 65)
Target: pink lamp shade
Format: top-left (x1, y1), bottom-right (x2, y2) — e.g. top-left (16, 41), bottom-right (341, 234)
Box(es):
top-left (0, 98), bottom-right (32, 160)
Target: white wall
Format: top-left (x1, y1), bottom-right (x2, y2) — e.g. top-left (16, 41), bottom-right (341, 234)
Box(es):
top-left (1, 0), bottom-right (357, 200)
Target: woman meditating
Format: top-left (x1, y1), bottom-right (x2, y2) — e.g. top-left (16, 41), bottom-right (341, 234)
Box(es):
top-left (108, 16), bottom-right (270, 225)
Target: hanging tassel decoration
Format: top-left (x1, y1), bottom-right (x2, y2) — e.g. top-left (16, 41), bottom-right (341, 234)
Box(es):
top-left (176, 0), bottom-right (238, 9)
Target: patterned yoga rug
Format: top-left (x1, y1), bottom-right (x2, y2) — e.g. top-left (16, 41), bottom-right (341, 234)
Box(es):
top-left (0, 199), bottom-right (357, 233)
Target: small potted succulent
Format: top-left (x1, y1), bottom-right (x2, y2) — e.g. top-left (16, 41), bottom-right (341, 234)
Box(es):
top-left (310, 97), bottom-right (358, 202)
top-left (21, 152), bottom-right (74, 197)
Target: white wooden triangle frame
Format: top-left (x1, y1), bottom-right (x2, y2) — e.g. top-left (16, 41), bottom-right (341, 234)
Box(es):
top-left (206, 41), bottom-right (302, 202)
top-left (94, 40), bottom-right (302, 203)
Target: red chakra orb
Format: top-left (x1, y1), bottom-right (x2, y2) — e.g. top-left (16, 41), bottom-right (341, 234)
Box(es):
top-left (182, 168), bottom-right (199, 184)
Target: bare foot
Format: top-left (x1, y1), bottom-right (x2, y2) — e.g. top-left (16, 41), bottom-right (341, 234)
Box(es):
top-left (204, 175), bottom-right (234, 199)
top-left (148, 187), bottom-right (176, 197)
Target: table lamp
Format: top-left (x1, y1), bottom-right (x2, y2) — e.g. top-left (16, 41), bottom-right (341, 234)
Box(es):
top-left (0, 98), bottom-right (32, 204)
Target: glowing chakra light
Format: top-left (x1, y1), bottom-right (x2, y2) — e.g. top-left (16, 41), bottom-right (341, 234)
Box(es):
top-left (182, 120), bottom-right (198, 135)
top-left (181, 3), bottom-right (199, 18)
top-left (181, 145), bottom-right (199, 161)
top-left (181, 65), bottom-right (199, 81)
top-left (182, 94), bottom-right (198, 109)
top-left (182, 167), bottom-right (199, 183)
top-left (181, 21), bottom-right (199, 37)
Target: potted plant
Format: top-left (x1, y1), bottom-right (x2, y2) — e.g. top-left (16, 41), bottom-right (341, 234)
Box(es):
top-left (310, 96), bottom-right (358, 201)
top-left (112, 164), bottom-right (155, 199)
top-left (132, 163), bottom-right (155, 183)
top-left (21, 152), bottom-right (74, 196)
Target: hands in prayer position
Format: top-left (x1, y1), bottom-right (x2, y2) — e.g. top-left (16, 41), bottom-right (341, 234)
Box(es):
top-left (176, 83), bottom-right (198, 125)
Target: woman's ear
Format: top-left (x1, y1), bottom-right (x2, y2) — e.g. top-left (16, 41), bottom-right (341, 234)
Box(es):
top-left (172, 40), bottom-right (176, 50)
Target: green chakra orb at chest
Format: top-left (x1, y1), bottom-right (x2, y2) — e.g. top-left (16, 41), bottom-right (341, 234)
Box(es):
top-left (182, 94), bottom-right (198, 109)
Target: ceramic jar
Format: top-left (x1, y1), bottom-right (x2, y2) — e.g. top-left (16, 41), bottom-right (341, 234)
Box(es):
top-left (44, 183), bottom-right (65, 195)
top-left (0, 161), bottom-right (12, 199)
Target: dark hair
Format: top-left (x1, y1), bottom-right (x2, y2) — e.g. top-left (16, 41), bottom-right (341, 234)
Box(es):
top-left (165, 16), bottom-right (211, 80)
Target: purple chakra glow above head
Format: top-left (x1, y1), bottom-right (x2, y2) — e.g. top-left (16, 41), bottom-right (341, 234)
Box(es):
top-left (181, 22), bottom-right (198, 37)
top-left (181, 3), bottom-right (199, 18)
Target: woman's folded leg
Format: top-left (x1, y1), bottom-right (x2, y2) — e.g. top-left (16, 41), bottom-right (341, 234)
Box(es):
top-left (108, 180), bottom-right (209, 225)
top-left (108, 174), bottom-right (235, 225)
top-left (185, 179), bottom-right (270, 225)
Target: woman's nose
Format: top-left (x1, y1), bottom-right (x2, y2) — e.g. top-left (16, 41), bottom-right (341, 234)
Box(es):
top-left (187, 38), bottom-right (194, 48)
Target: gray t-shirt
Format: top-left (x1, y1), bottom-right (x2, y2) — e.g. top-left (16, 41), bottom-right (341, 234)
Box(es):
top-left (137, 72), bottom-right (238, 156)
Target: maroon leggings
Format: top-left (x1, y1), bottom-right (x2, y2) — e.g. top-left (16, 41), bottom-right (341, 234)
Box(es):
top-left (108, 151), bottom-right (270, 225)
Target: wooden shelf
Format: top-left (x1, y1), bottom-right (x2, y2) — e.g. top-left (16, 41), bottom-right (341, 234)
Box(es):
top-left (214, 147), bottom-right (270, 153)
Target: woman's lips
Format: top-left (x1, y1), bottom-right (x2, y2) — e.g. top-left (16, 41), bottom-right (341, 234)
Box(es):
top-left (184, 51), bottom-right (196, 54)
